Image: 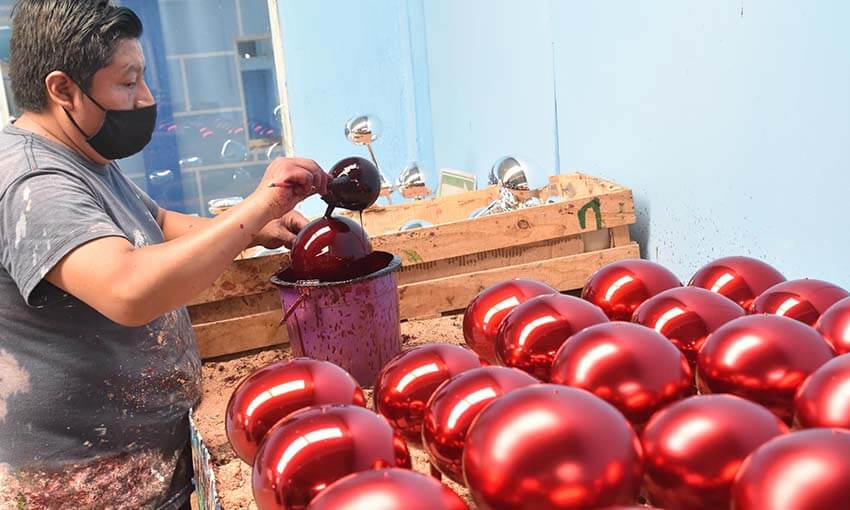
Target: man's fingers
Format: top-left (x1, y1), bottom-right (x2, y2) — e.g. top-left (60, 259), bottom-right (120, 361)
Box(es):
top-left (285, 210), bottom-right (309, 232)
top-left (281, 157), bottom-right (329, 195)
top-left (278, 228), bottom-right (298, 249)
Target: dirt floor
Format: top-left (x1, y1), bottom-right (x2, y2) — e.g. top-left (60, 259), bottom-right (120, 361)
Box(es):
top-left (192, 314), bottom-right (474, 509)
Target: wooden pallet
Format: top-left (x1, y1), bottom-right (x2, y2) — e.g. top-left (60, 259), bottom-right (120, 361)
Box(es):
top-left (188, 172), bottom-right (640, 359)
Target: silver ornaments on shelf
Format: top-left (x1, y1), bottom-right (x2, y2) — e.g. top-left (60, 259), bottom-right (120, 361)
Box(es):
top-left (489, 155), bottom-right (533, 190)
top-left (345, 114), bottom-right (393, 202)
top-left (397, 161), bottom-right (425, 189)
top-left (472, 155), bottom-right (546, 218)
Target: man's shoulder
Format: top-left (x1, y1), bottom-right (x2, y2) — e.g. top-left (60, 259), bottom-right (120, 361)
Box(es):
top-left (0, 126), bottom-right (91, 200)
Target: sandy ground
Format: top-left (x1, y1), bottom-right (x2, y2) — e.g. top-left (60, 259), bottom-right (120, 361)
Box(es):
top-left (192, 314), bottom-right (474, 509)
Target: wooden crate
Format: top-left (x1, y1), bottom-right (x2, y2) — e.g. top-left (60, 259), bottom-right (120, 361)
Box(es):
top-left (188, 172), bottom-right (640, 359)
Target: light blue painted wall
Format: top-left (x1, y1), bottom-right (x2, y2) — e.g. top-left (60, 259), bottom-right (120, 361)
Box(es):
top-left (550, 0), bottom-right (850, 286)
top-left (277, 0), bottom-right (432, 216)
top-left (421, 0), bottom-right (559, 189)
top-left (277, 1), bottom-right (850, 287)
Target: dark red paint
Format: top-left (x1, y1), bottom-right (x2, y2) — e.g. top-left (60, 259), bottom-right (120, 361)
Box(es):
top-left (323, 156), bottom-right (382, 212)
top-left (290, 216), bottom-right (373, 282)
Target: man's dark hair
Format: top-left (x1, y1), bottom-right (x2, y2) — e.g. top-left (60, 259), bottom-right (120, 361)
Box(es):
top-left (9, 0), bottom-right (143, 112)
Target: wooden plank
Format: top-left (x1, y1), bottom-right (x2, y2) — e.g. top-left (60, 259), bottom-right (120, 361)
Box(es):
top-left (372, 188), bottom-right (635, 265)
top-left (188, 291), bottom-right (281, 324)
top-left (189, 189), bottom-right (635, 306)
top-left (193, 243), bottom-right (640, 358)
top-left (582, 229), bottom-right (611, 252)
top-left (548, 172), bottom-right (625, 199)
top-left (339, 186), bottom-right (502, 235)
top-left (189, 252), bottom-right (289, 306)
top-left (396, 235), bottom-right (585, 285)
top-left (193, 310), bottom-right (288, 359)
top-left (341, 172), bottom-right (613, 235)
top-left (398, 243), bottom-right (641, 320)
top-left (610, 225), bottom-right (632, 247)
top-left (190, 234), bottom-right (588, 324)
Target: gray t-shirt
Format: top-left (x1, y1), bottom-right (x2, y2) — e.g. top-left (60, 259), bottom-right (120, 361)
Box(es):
top-left (0, 125), bottom-right (202, 510)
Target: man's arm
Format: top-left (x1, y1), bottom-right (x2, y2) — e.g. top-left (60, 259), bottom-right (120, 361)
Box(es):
top-left (157, 208), bottom-right (210, 240)
top-left (46, 158), bottom-right (326, 327)
top-left (157, 208), bottom-right (309, 248)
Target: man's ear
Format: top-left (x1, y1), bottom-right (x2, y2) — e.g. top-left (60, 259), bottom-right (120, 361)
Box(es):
top-left (44, 71), bottom-right (78, 111)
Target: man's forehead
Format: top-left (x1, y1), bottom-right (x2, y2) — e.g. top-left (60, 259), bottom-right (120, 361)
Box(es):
top-left (111, 39), bottom-right (145, 73)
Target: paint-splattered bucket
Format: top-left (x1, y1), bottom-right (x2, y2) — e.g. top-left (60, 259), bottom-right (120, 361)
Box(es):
top-left (270, 252), bottom-right (402, 386)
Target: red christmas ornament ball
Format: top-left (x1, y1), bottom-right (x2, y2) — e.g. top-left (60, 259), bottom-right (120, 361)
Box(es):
top-left (463, 384), bottom-right (643, 510)
top-left (641, 394), bottom-right (788, 510)
top-left (421, 366), bottom-right (538, 483)
top-left (495, 294), bottom-right (609, 380)
top-left (306, 468), bottom-right (467, 510)
top-left (794, 353), bottom-right (850, 429)
top-left (582, 259), bottom-right (682, 321)
top-left (290, 216), bottom-right (373, 282)
top-left (226, 358), bottom-right (365, 464)
top-left (815, 296), bottom-right (850, 355)
top-left (632, 286), bottom-right (745, 367)
top-left (732, 428), bottom-right (850, 510)
top-left (374, 344), bottom-right (482, 441)
top-left (463, 279), bottom-right (558, 363)
top-left (252, 405), bottom-right (411, 510)
top-left (750, 278), bottom-right (849, 326)
top-left (550, 322), bottom-right (692, 427)
top-left (688, 256), bottom-right (785, 310)
top-left (697, 315), bottom-right (834, 421)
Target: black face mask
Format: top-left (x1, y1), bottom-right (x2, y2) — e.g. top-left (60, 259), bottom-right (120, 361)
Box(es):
top-left (64, 87), bottom-right (157, 161)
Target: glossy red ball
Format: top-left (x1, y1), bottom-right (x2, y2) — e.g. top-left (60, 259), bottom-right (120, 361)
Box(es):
top-left (688, 256), bottom-right (786, 310)
top-left (495, 294), bottom-right (609, 380)
top-left (632, 287), bottom-right (745, 367)
top-left (551, 322), bottom-right (692, 427)
top-left (463, 279), bottom-right (558, 363)
top-left (226, 358), bottom-right (366, 464)
top-left (306, 468), bottom-right (468, 510)
top-left (750, 278), bottom-right (849, 325)
top-left (597, 507), bottom-right (663, 510)
top-left (421, 366), bottom-right (538, 483)
top-left (582, 259), bottom-right (682, 321)
top-left (731, 428), bottom-right (850, 510)
top-left (324, 156), bottom-right (382, 212)
top-left (374, 344), bottom-right (482, 441)
top-left (641, 394), bottom-right (788, 510)
top-left (794, 353), bottom-right (850, 429)
top-left (252, 405), bottom-right (411, 510)
top-left (697, 315), bottom-right (834, 421)
top-left (463, 384), bottom-right (643, 510)
top-left (290, 216), bottom-right (373, 282)
top-left (815, 296), bottom-right (850, 354)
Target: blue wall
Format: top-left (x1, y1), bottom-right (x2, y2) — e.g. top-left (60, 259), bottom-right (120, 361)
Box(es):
top-left (277, 0), bottom-right (434, 216)
top-left (278, 0), bottom-right (850, 287)
top-left (549, 0), bottom-right (850, 286)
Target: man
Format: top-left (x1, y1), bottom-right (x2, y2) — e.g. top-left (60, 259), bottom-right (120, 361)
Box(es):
top-left (0, 1), bottom-right (328, 508)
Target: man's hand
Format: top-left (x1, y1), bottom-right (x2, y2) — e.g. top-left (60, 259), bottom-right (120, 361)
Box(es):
top-left (253, 210), bottom-right (309, 249)
top-left (253, 157), bottom-right (329, 220)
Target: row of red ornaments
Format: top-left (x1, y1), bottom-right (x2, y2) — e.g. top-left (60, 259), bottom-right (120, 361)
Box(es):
top-left (226, 256), bottom-right (850, 509)
top-left (226, 350), bottom-right (850, 510)
top-left (466, 256), bottom-right (848, 381)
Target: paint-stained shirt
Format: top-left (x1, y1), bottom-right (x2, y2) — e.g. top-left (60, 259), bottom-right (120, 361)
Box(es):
top-left (0, 125), bottom-right (202, 510)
